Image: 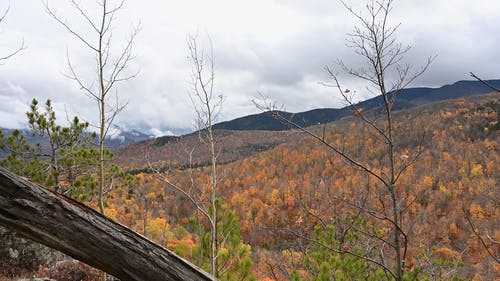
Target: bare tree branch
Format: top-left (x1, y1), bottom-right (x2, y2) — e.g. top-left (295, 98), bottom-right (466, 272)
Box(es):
top-left (463, 208), bottom-right (500, 263)
top-left (44, 1), bottom-right (99, 52)
top-left (470, 72), bottom-right (500, 93)
top-left (0, 6), bottom-right (25, 63)
top-left (255, 1), bottom-right (432, 280)
top-left (253, 98), bottom-right (390, 188)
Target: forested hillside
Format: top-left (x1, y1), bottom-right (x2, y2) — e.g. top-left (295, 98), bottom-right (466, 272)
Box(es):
top-left (101, 93), bottom-right (498, 280)
top-left (115, 130), bottom-right (302, 172)
top-left (1, 94), bottom-right (498, 280)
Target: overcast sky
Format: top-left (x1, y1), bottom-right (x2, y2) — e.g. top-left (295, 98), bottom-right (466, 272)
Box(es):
top-left (0, 0), bottom-right (499, 136)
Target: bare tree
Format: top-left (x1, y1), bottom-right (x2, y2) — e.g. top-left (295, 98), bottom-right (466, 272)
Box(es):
top-left (148, 33), bottom-right (223, 277)
top-left (0, 6), bottom-right (25, 63)
top-left (149, 35), bottom-right (251, 280)
top-left (45, 2), bottom-right (139, 280)
top-left (327, 2), bottom-right (433, 278)
top-left (256, 0), bottom-right (433, 280)
top-left (187, 33), bottom-right (223, 277)
top-left (44, 0), bottom-right (140, 216)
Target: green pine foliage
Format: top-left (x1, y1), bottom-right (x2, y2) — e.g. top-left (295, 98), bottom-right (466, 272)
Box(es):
top-left (289, 224), bottom-right (430, 281)
top-left (190, 199), bottom-right (255, 281)
top-left (0, 99), bottom-right (104, 200)
top-left (0, 99), bottom-right (103, 275)
top-left (291, 224), bottom-right (386, 281)
top-left (0, 98), bottom-right (135, 276)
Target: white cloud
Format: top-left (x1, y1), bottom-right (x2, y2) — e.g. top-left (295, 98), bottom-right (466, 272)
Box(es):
top-left (150, 128), bottom-right (175, 138)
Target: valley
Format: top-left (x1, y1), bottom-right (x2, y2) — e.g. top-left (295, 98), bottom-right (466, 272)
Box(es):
top-left (105, 93), bottom-right (498, 280)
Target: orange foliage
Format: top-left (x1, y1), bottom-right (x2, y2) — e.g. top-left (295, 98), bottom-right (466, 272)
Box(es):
top-left (101, 95), bottom-right (499, 280)
top-left (433, 247), bottom-right (460, 261)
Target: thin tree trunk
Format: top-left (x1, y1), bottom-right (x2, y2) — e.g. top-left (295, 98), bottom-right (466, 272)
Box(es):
top-left (208, 123), bottom-right (218, 277)
top-left (0, 167), bottom-right (216, 281)
top-left (97, 0), bottom-right (107, 217)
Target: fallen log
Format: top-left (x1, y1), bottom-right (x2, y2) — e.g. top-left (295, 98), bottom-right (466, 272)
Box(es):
top-left (0, 167), bottom-right (216, 281)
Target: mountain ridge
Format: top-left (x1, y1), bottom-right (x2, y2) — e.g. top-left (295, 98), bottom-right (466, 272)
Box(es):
top-left (212, 79), bottom-right (500, 131)
top-left (2, 79), bottom-right (499, 150)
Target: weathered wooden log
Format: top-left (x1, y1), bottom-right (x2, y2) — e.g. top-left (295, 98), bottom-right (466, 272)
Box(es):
top-left (0, 167), bottom-right (216, 281)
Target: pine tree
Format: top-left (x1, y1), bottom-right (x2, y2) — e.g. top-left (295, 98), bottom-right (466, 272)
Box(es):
top-left (0, 98), bottom-right (101, 200)
top-left (191, 199), bottom-right (255, 281)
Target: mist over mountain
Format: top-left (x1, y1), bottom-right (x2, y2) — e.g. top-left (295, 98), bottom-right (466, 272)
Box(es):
top-left (0, 125), bottom-right (153, 156)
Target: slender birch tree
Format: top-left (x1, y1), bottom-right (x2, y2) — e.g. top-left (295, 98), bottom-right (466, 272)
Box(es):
top-left (45, 2), bottom-right (139, 280)
top-left (149, 34), bottom-right (253, 280)
top-left (45, 0), bottom-right (140, 215)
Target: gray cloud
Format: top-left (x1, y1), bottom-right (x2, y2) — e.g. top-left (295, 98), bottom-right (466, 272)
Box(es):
top-left (1, 0), bottom-right (499, 133)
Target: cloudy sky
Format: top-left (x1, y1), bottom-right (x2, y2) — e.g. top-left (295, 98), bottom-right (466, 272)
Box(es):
top-left (0, 0), bottom-right (499, 136)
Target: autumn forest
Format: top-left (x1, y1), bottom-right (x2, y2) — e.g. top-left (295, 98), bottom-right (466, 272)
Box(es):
top-left (0, 0), bottom-right (499, 281)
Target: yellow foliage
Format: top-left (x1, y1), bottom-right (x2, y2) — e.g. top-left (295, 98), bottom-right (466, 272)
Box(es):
top-left (104, 208), bottom-right (118, 220)
top-left (269, 188), bottom-right (281, 204)
top-left (280, 250), bottom-right (302, 265)
top-left (470, 204), bottom-right (486, 220)
top-left (145, 191), bottom-right (157, 200)
top-left (377, 227), bottom-right (388, 237)
top-left (146, 217), bottom-right (169, 238)
top-left (438, 182), bottom-right (447, 193)
top-left (470, 164), bottom-right (483, 178)
top-left (231, 193), bottom-right (245, 205)
top-left (219, 247), bottom-right (229, 257)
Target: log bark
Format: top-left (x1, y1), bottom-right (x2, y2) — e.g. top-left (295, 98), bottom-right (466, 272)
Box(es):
top-left (0, 168), bottom-right (216, 281)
